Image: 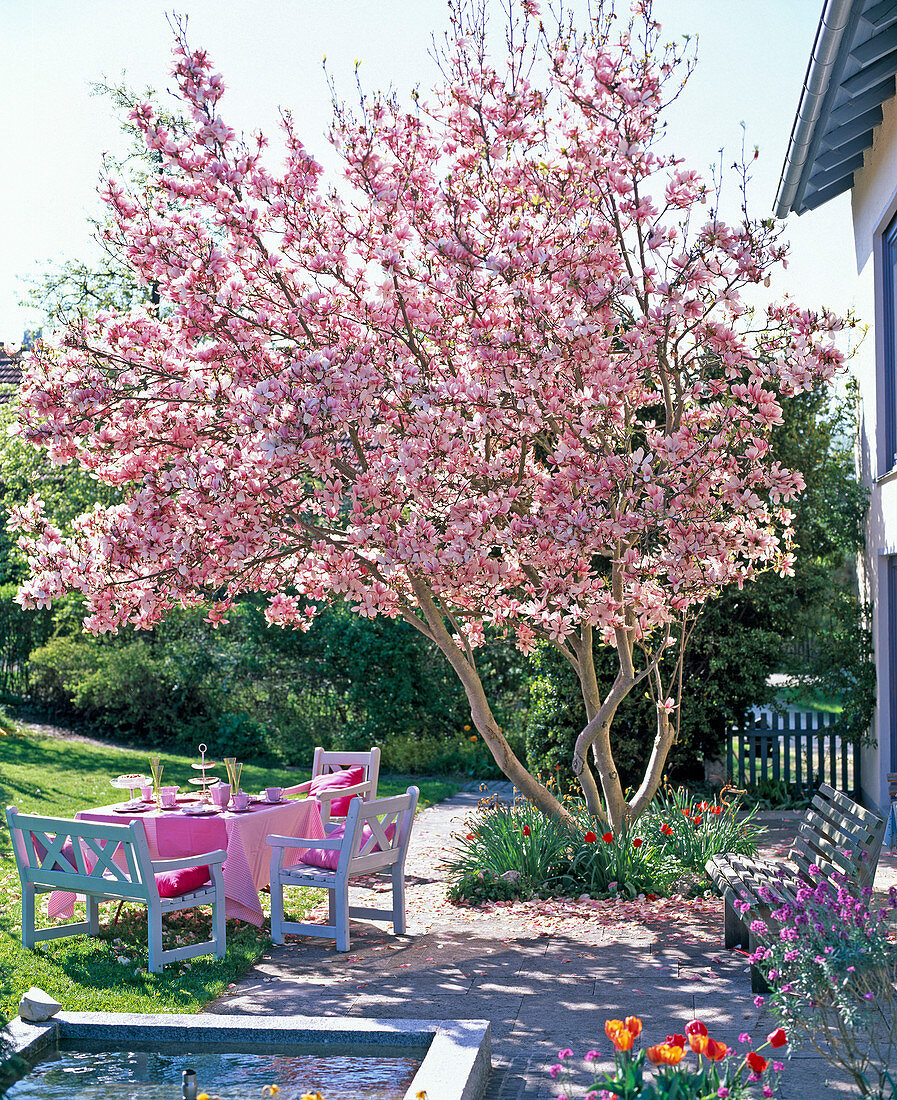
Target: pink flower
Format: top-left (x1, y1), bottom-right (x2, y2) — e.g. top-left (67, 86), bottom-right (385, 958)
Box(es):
top-left (549, 1064), bottom-right (562, 1078)
top-left (557, 1048), bottom-right (573, 1059)
top-left (584, 1050), bottom-right (599, 1062)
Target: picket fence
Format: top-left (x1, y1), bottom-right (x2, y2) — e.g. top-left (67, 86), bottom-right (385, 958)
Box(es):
top-left (725, 709), bottom-right (859, 801)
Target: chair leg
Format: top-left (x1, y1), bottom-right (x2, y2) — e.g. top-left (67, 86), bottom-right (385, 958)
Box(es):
top-left (86, 896), bottom-right (100, 936)
top-left (391, 865), bottom-right (406, 935)
top-left (21, 883), bottom-right (36, 949)
top-left (213, 892), bottom-right (226, 961)
top-left (148, 908), bottom-right (163, 973)
top-left (270, 876), bottom-right (285, 945)
top-left (335, 885), bottom-right (351, 951)
top-left (724, 897), bottom-right (748, 949)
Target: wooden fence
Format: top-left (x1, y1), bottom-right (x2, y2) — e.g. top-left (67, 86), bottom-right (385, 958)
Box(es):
top-left (726, 710), bottom-right (859, 800)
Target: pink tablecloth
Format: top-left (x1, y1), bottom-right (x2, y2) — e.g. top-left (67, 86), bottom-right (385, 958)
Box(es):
top-left (46, 797), bottom-right (325, 927)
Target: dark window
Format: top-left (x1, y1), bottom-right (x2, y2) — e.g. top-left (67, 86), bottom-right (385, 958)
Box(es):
top-left (882, 216), bottom-right (897, 472)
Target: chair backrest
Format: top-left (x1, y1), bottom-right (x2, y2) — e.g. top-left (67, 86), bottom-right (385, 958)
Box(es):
top-left (337, 786), bottom-right (419, 877)
top-left (311, 747), bottom-right (381, 803)
top-left (789, 783), bottom-right (885, 889)
top-left (5, 806), bottom-right (157, 902)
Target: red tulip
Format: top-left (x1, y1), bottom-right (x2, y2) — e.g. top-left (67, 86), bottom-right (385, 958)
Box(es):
top-left (767, 1027), bottom-right (787, 1048)
top-left (685, 1020), bottom-right (708, 1037)
top-left (660, 823), bottom-right (673, 835)
top-left (602, 832), bottom-right (613, 843)
top-left (584, 831), bottom-right (597, 843)
top-left (632, 837), bottom-right (643, 848)
top-left (746, 1052), bottom-right (769, 1073)
top-left (522, 825), bottom-right (530, 836)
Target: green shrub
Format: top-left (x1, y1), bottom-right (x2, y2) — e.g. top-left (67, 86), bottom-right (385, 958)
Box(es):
top-left (548, 819), bottom-right (671, 899)
top-left (639, 784), bottom-right (761, 871)
top-left (445, 794), bottom-right (579, 901)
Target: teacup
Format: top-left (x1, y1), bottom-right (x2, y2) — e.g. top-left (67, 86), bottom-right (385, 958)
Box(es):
top-left (140, 784), bottom-right (154, 802)
top-left (161, 786), bottom-right (178, 808)
top-left (265, 787), bottom-right (283, 803)
top-left (211, 783), bottom-right (231, 808)
top-left (232, 792), bottom-right (250, 811)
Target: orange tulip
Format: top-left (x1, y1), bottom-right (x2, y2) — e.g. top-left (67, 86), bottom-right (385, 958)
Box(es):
top-left (704, 1038), bottom-right (728, 1062)
top-left (647, 1043), bottom-right (685, 1066)
top-left (688, 1033), bottom-right (708, 1055)
top-left (625, 1016), bottom-right (643, 1038)
top-left (604, 1020), bottom-right (635, 1051)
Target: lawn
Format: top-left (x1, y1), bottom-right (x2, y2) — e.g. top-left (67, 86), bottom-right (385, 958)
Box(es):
top-left (0, 725), bottom-right (457, 1021)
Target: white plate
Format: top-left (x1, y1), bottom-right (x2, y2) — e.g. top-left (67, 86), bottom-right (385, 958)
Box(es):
top-left (229, 806), bottom-right (254, 813)
top-left (183, 805), bottom-right (219, 816)
top-left (113, 805), bottom-right (151, 814)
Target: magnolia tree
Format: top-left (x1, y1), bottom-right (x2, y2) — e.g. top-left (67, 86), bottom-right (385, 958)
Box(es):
top-left (14, 1), bottom-right (846, 829)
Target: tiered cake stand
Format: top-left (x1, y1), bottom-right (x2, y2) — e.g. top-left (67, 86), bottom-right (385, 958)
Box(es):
top-left (188, 743), bottom-right (220, 804)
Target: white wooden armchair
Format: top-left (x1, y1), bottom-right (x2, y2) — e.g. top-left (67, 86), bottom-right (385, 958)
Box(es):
top-left (267, 785), bottom-right (419, 950)
top-left (284, 747), bottom-right (381, 833)
top-left (5, 806), bottom-right (227, 973)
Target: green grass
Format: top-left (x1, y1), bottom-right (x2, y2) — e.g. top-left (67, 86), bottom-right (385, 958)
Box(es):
top-left (0, 726), bottom-right (457, 1020)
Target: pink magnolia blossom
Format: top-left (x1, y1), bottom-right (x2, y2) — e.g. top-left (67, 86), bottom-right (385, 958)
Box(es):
top-left (14, 1), bottom-right (848, 827)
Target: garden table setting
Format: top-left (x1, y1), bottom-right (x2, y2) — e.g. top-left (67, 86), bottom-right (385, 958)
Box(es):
top-left (45, 748), bottom-right (327, 927)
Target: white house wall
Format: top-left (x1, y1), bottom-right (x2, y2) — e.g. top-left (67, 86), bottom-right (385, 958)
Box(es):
top-left (849, 90), bottom-right (897, 813)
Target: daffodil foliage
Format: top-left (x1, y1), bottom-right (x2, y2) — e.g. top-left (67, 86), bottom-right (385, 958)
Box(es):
top-left (14, 2), bottom-right (847, 827)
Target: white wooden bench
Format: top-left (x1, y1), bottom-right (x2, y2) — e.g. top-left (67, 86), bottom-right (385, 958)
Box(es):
top-left (267, 785), bottom-right (418, 951)
top-left (5, 805), bottom-right (227, 973)
top-left (706, 783), bottom-right (885, 992)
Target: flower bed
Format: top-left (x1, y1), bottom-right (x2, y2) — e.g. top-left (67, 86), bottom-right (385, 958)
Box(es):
top-left (445, 787), bottom-right (760, 904)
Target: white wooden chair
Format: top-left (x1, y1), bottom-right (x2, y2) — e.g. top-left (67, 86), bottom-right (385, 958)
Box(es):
top-left (284, 747), bottom-right (381, 833)
top-left (5, 806), bottom-right (227, 973)
top-left (267, 785), bottom-right (419, 950)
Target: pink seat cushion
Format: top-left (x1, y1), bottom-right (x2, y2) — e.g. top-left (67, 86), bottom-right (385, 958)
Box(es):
top-left (154, 865), bottom-right (211, 898)
top-left (309, 766), bottom-right (367, 817)
top-left (299, 822), bottom-right (396, 872)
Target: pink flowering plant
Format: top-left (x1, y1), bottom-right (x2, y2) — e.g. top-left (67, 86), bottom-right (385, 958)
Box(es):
top-left (12, 0), bottom-right (850, 830)
top-left (745, 865), bottom-right (897, 1098)
top-left (547, 1017), bottom-right (786, 1098)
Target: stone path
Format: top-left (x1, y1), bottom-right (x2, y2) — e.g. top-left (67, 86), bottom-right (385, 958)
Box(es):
top-left (208, 785), bottom-right (897, 1098)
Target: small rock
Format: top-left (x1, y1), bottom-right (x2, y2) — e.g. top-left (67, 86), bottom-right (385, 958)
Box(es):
top-left (19, 987), bottom-right (61, 1022)
top-left (499, 870), bottom-right (521, 883)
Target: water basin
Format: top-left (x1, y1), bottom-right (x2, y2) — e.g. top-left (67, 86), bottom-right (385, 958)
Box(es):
top-left (2, 1011), bottom-right (491, 1100)
top-left (3, 1041), bottom-right (421, 1099)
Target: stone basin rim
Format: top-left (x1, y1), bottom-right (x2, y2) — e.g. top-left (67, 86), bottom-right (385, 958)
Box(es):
top-left (3, 1010), bottom-right (492, 1100)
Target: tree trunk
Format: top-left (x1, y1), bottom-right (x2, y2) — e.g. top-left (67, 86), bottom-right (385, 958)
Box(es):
top-left (409, 578), bottom-right (575, 826)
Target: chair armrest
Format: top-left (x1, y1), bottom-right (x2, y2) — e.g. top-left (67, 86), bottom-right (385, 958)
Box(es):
top-left (151, 849), bottom-right (227, 873)
top-left (284, 781), bottom-right (313, 796)
top-left (317, 782), bottom-right (371, 806)
top-left (266, 834), bottom-right (341, 851)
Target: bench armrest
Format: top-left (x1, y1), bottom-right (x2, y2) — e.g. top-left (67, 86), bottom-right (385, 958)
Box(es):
top-left (151, 849), bottom-right (227, 873)
top-left (266, 834), bottom-right (341, 851)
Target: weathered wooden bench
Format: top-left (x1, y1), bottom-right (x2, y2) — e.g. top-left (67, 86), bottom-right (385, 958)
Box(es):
top-left (706, 783), bottom-right (886, 992)
top-left (6, 805), bottom-right (227, 973)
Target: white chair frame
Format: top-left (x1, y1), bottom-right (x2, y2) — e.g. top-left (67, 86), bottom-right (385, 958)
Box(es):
top-left (267, 785), bottom-right (419, 951)
top-left (5, 805), bottom-right (227, 973)
top-left (284, 747), bottom-right (381, 832)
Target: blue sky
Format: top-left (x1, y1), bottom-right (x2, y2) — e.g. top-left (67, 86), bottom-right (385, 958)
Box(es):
top-left (0, 0), bottom-right (855, 344)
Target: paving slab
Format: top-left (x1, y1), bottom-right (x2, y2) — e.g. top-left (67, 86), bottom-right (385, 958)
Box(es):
top-left (208, 782), bottom-right (897, 1098)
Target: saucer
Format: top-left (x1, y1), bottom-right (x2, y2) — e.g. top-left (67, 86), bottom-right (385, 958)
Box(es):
top-left (184, 805), bottom-right (219, 816)
top-left (113, 804), bottom-right (151, 814)
top-left (229, 805), bottom-right (254, 813)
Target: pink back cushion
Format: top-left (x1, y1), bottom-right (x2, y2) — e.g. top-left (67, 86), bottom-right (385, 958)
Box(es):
top-left (299, 822), bottom-right (396, 872)
top-left (309, 766), bottom-right (366, 817)
top-left (154, 864), bottom-right (211, 898)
